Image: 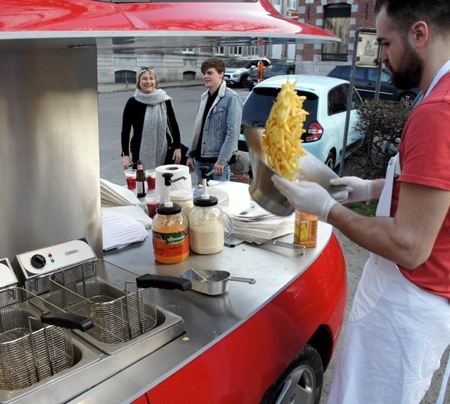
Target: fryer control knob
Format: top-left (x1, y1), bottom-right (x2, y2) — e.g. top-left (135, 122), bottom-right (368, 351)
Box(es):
top-left (30, 254), bottom-right (46, 269)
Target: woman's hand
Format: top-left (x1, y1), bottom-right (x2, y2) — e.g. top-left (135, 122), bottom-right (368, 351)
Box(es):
top-left (122, 155), bottom-right (131, 169)
top-left (173, 148), bottom-right (182, 164)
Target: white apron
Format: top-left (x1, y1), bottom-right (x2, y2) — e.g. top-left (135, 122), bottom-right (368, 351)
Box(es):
top-left (327, 154), bottom-right (450, 404)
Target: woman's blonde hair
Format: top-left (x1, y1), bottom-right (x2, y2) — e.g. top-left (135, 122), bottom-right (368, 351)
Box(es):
top-left (136, 67), bottom-right (157, 89)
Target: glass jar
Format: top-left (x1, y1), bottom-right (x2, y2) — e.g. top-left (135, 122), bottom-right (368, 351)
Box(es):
top-left (170, 190), bottom-right (194, 223)
top-left (152, 202), bottom-right (189, 264)
top-left (189, 196), bottom-right (224, 255)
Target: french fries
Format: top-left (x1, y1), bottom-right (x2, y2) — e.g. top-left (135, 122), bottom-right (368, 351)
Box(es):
top-left (262, 79), bottom-right (308, 181)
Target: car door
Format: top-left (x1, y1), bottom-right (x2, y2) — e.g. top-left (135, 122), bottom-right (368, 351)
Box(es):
top-left (366, 68), bottom-right (396, 100)
top-left (327, 84), bottom-right (363, 163)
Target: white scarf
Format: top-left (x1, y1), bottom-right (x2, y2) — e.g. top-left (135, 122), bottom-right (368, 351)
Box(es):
top-left (134, 88), bottom-right (171, 170)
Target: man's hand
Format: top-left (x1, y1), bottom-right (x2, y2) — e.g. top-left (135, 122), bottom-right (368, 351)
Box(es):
top-left (213, 162), bottom-right (225, 176)
top-left (272, 175), bottom-right (338, 222)
top-left (330, 177), bottom-right (372, 203)
top-left (186, 157), bottom-right (195, 172)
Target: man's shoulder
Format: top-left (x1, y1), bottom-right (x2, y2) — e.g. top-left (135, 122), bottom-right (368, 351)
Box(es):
top-left (224, 87), bottom-right (240, 97)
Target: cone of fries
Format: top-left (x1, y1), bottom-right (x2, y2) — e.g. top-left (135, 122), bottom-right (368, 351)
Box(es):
top-left (244, 79), bottom-right (309, 216)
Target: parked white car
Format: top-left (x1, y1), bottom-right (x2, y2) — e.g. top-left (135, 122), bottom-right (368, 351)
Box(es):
top-left (240, 75), bottom-right (364, 169)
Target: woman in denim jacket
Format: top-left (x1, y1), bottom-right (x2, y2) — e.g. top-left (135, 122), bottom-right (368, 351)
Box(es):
top-left (187, 58), bottom-right (243, 182)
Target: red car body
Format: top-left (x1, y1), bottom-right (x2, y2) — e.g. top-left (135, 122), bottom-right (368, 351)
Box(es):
top-left (143, 235), bottom-right (347, 403)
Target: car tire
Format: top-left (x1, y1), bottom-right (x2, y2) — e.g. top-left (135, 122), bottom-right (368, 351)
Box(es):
top-left (398, 92), bottom-right (416, 107)
top-left (239, 75), bottom-right (249, 88)
top-left (261, 344), bottom-right (324, 404)
top-left (324, 152), bottom-right (335, 170)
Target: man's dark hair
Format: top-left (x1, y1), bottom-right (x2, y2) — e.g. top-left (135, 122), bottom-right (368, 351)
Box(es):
top-left (201, 57), bottom-right (226, 74)
top-left (375, 0), bottom-right (450, 34)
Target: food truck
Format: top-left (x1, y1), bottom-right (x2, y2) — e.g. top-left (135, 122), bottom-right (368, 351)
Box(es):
top-left (0, 1), bottom-right (347, 402)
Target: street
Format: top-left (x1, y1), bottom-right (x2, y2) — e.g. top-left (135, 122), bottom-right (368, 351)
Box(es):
top-left (98, 86), bottom-right (449, 403)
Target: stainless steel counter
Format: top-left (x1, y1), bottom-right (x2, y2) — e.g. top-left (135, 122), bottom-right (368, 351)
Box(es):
top-left (65, 222), bottom-right (332, 403)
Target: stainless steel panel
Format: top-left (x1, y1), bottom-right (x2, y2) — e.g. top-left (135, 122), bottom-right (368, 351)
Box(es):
top-left (0, 40), bottom-right (102, 262)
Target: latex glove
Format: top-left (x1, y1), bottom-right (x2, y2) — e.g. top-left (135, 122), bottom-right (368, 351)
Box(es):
top-left (329, 176), bottom-right (372, 203)
top-left (272, 175), bottom-right (338, 222)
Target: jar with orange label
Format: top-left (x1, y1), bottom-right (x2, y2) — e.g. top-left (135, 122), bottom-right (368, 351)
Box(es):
top-left (152, 202), bottom-right (189, 264)
top-left (293, 211), bottom-right (318, 248)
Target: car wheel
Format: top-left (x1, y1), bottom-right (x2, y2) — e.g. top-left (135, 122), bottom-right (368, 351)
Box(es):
top-left (324, 152), bottom-right (335, 170)
top-left (240, 75), bottom-right (249, 88)
top-left (261, 344), bottom-right (324, 404)
top-left (398, 92), bottom-right (416, 107)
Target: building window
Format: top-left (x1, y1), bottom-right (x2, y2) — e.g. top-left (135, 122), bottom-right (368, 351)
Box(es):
top-left (216, 46), bottom-right (225, 56)
top-left (289, 0), bottom-right (297, 11)
top-left (322, 4), bottom-right (351, 62)
top-left (182, 48), bottom-right (195, 54)
top-left (230, 46), bottom-right (243, 56)
top-left (115, 70), bottom-right (136, 84)
top-left (249, 45), bottom-right (259, 55)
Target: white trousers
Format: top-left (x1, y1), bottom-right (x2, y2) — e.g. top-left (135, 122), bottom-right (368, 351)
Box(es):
top-left (327, 254), bottom-right (450, 404)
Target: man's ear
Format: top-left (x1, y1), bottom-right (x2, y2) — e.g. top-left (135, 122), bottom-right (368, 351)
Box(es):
top-left (409, 21), bottom-right (428, 48)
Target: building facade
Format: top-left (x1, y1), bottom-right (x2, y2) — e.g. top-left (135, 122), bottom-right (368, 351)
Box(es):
top-left (97, 0), bottom-right (376, 85)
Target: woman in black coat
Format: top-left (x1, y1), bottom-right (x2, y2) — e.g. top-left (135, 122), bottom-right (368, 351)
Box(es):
top-left (121, 67), bottom-right (182, 170)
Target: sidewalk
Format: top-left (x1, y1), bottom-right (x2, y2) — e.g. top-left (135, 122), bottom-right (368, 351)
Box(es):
top-left (98, 80), bottom-right (203, 94)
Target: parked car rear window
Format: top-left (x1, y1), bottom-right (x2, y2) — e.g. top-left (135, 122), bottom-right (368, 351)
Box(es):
top-left (242, 87), bottom-right (318, 128)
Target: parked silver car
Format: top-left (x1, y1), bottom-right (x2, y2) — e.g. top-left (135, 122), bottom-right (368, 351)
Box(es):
top-left (224, 56), bottom-right (270, 87)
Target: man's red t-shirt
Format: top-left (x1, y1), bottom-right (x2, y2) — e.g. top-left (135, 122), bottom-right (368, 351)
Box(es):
top-left (391, 73), bottom-right (450, 299)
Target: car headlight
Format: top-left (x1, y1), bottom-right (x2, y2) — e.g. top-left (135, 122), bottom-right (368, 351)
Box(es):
top-left (232, 73), bottom-right (240, 78)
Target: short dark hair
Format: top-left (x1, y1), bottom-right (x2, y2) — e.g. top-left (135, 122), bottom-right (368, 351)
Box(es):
top-left (201, 58), bottom-right (226, 75)
top-left (375, 0), bottom-right (450, 35)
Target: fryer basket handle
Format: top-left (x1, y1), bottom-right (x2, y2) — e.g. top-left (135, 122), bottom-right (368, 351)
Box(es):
top-left (41, 312), bottom-right (94, 332)
top-left (136, 274), bottom-right (192, 291)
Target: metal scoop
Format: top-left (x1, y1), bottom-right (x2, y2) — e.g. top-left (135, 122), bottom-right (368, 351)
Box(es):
top-left (180, 268), bottom-right (256, 296)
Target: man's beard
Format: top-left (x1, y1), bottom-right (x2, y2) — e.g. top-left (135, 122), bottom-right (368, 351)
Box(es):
top-left (385, 41), bottom-right (423, 90)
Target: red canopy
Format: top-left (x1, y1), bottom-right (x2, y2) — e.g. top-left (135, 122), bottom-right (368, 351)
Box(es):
top-left (0, 0), bottom-right (338, 45)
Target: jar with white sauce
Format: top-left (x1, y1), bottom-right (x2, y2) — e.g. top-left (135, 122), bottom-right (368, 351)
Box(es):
top-left (170, 190), bottom-right (194, 223)
top-left (189, 195), bottom-right (224, 255)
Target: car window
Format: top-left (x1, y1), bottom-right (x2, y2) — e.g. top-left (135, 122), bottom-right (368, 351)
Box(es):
top-left (242, 87), bottom-right (318, 129)
top-left (328, 85), bottom-right (348, 115)
top-left (225, 59), bottom-right (249, 68)
top-left (366, 68), bottom-right (392, 84)
top-left (271, 64), bottom-right (288, 73)
top-left (354, 67), bottom-right (366, 80)
top-left (380, 70), bottom-right (391, 84)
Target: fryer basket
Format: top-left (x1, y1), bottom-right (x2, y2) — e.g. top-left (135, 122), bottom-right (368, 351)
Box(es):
top-left (47, 260), bottom-right (157, 344)
top-left (0, 288), bottom-right (74, 391)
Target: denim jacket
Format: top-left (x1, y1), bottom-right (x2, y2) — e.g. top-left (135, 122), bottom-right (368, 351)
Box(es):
top-left (188, 81), bottom-right (243, 165)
